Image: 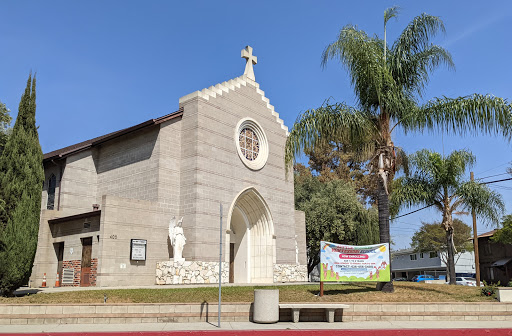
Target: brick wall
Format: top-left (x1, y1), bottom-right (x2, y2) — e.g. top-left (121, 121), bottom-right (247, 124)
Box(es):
top-left (62, 258), bottom-right (97, 287)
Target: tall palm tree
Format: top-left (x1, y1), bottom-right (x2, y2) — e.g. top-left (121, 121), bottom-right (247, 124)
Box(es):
top-left (391, 149), bottom-right (504, 284)
top-left (285, 9), bottom-right (512, 292)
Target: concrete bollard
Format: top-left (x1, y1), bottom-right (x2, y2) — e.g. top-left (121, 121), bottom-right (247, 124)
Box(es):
top-left (253, 289), bottom-right (279, 323)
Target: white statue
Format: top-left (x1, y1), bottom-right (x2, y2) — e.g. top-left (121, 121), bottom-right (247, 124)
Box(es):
top-left (169, 216), bottom-right (186, 263)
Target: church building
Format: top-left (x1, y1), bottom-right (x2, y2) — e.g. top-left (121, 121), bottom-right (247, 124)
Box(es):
top-left (30, 46), bottom-right (307, 287)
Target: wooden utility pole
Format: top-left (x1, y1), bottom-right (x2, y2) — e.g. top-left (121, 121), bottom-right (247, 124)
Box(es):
top-left (470, 172), bottom-right (481, 286)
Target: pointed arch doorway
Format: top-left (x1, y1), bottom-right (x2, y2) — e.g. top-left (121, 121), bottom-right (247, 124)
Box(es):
top-left (228, 187), bottom-right (275, 284)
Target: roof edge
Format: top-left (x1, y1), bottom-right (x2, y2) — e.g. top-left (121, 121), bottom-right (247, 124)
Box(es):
top-left (43, 108), bottom-right (183, 162)
top-left (48, 210), bottom-right (101, 224)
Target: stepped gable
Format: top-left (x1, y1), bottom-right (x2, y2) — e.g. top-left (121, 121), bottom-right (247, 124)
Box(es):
top-left (178, 74), bottom-right (289, 136)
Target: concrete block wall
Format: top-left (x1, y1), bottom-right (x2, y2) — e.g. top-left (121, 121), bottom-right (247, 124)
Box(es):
top-left (96, 195), bottom-right (170, 286)
top-left (155, 118), bottom-right (182, 216)
top-left (30, 213), bottom-right (101, 288)
top-left (58, 150), bottom-right (98, 216)
top-left (294, 210), bottom-right (307, 265)
top-left (30, 210), bottom-right (61, 288)
top-left (1, 302), bottom-right (511, 325)
top-left (178, 78), bottom-right (298, 265)
top-left (96, 127), bottom-right (160, 203)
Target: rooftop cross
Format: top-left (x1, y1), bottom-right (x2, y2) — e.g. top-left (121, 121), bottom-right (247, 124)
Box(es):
top-left (241, 46), bottom-right (257, 81)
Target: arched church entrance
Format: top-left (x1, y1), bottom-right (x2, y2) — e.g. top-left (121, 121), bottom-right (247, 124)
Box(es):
top-left (228, 187), bottom-right (275, 284)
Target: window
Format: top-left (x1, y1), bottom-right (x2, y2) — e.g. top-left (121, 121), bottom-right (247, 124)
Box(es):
top-left (429, 251), bottom-right (438, 258)
top-left (239, 128), bottom-right (260, 161)
top-left (47, 174), bottom-right (56, 210)
top-left (420, 253), bottom-right (424, 259)
top-left (235, 118), bottom-right (269, 170)
top-left (410, 254), bottom-right (417, 261)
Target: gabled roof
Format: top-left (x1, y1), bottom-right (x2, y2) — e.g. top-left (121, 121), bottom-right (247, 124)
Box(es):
top-left (477, 230), bottom-right (497, 239)
top-left (43, 108), bottom-right (183, 162)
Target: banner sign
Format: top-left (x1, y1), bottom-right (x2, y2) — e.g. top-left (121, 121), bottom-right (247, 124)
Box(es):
top-left (320, 241), bottom-right (390, 282)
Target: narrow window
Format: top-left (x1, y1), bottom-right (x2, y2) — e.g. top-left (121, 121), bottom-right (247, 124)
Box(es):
top-left (47, 174), bottom-right (56, 210)
top-left (420, 253), bottom-right (424, 259)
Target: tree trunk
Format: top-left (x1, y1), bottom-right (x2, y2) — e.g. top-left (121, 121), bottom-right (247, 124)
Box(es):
top-left (376, 178), bottom-right (394, 293)
top-left (446, 228), bottom-right (456, 285)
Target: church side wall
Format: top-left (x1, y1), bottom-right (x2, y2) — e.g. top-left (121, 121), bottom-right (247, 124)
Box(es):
top-left (96, 195), bottom-right (169, 286)
top-left (58, 149), bottom-right (98, 216)
top-left (41, 163), bottom-right (62, 211)
top-left (96, 127), bottom-right (160, 203)
top-left (294, 210), bottom-right (307, 265)
top-left (179, 82), bottom-right (298, 266)
top-left (30, 210), bottom-right (61, 288)
top-left (156, 118), bottom-right (182, 216)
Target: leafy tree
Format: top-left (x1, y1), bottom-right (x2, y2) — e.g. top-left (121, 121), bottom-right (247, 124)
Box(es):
top-left (285, 8), bottom-right (512, 292)
top-left (0, 75), bottom-right (44, 296)
top-left (294, 167), bottom-right (379, 273)
top-left (303, 140), bottom-right (377, 204)
top-left (492, 215), bottom-right (512, 244)
top-left (411, 219), bottom-right (473, 272)
top-left (392, 149), bottom-right (504, 284)
top-left (0, 101), bottom-right (12, 157)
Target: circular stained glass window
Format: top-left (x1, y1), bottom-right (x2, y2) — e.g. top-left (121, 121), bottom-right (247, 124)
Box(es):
top-left (239, 128), bottom-right (260, 161)
top-left (235, 118), bottom-right (268, 170)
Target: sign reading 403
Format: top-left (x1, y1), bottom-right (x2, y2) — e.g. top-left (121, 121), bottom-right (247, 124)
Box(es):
top-left (320, 241), bottom-right (390, 282)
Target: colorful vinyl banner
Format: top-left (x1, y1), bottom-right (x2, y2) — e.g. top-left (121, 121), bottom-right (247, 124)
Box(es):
top-left (320, 241), bottom-right (390, 282)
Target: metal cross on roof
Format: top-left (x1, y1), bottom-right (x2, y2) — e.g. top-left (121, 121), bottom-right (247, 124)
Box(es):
top-left (241, 46), bottom-right (257, 81)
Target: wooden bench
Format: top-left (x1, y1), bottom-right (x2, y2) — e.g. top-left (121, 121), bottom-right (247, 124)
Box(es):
top-left (279, 303), bottom-right (350, 323)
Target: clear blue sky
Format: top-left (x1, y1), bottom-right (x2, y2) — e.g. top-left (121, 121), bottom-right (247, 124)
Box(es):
top-left (1, 1), bottom-right (511, 249)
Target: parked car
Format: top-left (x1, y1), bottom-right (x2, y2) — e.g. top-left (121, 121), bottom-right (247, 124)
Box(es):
top-left (393, 277), bottom-right (408, 281)
top-left (455, 277), bottom-right (482, 286)
top-left (411, 275), bottom-right (435, 282)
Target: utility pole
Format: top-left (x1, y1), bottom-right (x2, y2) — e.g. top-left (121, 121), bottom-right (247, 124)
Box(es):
top-left (218, 203), bottom-right (223, 328)
top-left (470, 172), bottom-right (481, 286)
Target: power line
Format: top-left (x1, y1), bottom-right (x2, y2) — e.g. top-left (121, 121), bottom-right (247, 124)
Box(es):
top-left (477, 172), bottom-right (510, 181)
top-left (392, 176), bottom-right (512, 219)
top-left (392, 203), bottom-right (436, 219)
top-left (475, 161), bottom-right (511, 176)
top-left (481, 177), bottom-right (512, 185)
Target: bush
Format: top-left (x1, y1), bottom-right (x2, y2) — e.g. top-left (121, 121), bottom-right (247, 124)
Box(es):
top-left (481, 281), bottom-right (500, 298)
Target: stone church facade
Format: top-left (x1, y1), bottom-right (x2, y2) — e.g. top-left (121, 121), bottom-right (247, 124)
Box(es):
top-left (30, 47), bottom-right (307, 287)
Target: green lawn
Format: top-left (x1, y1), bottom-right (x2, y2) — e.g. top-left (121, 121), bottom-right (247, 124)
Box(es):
top-left (0, 282), bottom-right (492, 304)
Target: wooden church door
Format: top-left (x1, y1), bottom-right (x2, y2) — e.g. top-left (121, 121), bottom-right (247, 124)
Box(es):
top-left (81, 237), bottom-right (92, 286)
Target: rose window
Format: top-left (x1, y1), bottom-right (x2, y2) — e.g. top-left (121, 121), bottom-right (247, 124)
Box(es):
top-left (235, 118), bottom-right (268, 170)
top-left (239, 128), bottom-right (260, 161)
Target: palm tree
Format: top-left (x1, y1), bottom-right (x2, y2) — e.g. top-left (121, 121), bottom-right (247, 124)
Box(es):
top-left (285, 9), bottom-right (512, 292)
top-left (391, 149), bottom-right (504, 284)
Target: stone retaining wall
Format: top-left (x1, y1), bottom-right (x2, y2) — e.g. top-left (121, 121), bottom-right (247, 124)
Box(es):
top-left (156, 261), bottom-right (229, 285)
top-left (1, 302), bottom-right (510, 325)
top-left (273, 264), bottom-right (308, 282)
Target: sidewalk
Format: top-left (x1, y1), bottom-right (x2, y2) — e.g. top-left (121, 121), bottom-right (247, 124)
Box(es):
top-left (2, 320), bottom-right (512, 333)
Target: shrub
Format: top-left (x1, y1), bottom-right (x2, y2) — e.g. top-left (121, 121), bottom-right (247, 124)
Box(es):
top-left (481, 281), bottom-right (500, 298)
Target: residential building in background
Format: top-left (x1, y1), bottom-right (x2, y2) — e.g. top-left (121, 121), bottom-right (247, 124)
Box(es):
top-left (391, 248), bottom-right (475, 280)
top-left (477, 230), bottom-right (512, 285)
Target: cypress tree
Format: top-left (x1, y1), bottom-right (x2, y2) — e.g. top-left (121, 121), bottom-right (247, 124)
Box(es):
top-left (0, 75), bottom-right (44, 296)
